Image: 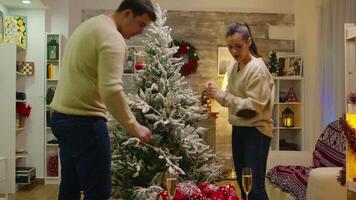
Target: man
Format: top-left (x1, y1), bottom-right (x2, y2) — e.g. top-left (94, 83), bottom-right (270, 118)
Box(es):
top-left (50, 0), bottom-right (156, 199)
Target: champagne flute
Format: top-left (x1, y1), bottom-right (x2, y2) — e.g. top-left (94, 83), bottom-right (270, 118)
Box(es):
top-left (242, 167), bottom-right (252, 200)
top-left (165, 177), bottom-right (177, 199)
top-left (164, 172), bottom-right (178, 200)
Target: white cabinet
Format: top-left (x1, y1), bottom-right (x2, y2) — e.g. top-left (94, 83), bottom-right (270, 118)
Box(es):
top-left (0, 43), bottom-right (30, 194)
top-left (271, 76), bottom-right (304, 151)
top-left (44, 33), bottom-right (61, 184)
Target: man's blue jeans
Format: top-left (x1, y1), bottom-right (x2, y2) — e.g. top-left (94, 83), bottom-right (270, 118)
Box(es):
top-left (51, 112), bottom-right (111, 200)
top-left (232, 126), bottom-right (271, 200)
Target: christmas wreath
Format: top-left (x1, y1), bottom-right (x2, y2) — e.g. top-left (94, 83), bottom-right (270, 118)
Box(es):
top-left (173, 39), bottom-right (199, 76)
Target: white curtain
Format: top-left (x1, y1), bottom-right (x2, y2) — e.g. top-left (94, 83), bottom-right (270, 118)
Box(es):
top-left (320, 0), bottom-right (356, 128)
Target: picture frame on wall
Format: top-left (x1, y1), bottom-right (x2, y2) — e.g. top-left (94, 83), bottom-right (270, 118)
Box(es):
top-left (277, 52), bottom-right (303, 77)
top-left (3, 16), bottom-right (27, 49)
top-left (217, 46), bottom-right (235, 77)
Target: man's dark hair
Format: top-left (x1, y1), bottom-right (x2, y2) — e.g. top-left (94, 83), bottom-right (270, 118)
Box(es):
top-left (117, 0), bottom-right (156, 21)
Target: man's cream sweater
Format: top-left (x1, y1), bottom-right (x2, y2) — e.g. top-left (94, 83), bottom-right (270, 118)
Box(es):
top-left (50, 15), bottom-right (140, 134)
top-left (215, 57), bottom-right (275, 137)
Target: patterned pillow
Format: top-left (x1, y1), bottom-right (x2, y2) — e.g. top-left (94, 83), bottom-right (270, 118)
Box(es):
top-left (312, 120), bottom-right (345, 168)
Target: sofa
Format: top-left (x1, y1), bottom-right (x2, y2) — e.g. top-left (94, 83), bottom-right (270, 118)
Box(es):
top-left (265, 120), bottom-right (347, 200)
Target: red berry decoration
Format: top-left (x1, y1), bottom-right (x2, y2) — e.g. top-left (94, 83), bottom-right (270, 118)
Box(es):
top-left (192, 191), bottom-right (205, 200)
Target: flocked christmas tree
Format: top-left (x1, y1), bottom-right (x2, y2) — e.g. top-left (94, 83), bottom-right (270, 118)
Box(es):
top-left (109, 5), bottom-right (222, 199)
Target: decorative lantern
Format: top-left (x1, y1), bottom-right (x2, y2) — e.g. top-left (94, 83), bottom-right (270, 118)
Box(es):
top-left (47, 37), bottom-right (59, 60)
top-left (282, 107), bottom-right (294, 127)
top-left (124, 47), bottom-right (136, 73)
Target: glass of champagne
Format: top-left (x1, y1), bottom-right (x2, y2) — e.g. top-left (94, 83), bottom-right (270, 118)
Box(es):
top-left (242, 167), bottom-right (252, 200)
top-left (165, 174), bottom-right (178, 200)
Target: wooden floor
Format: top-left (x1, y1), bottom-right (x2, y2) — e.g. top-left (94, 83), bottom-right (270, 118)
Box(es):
top-left (14, 184), bottom-right (59, 200)
top-left (9, 180), bottom-right (240, 200)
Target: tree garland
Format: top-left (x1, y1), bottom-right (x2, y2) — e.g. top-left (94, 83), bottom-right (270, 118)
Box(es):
top-left (173, 39), bottom-right (199, 76)
top-left (340, 116), bottom-right (356, 153)
top-left (337, 111), bottom-right (356, 186)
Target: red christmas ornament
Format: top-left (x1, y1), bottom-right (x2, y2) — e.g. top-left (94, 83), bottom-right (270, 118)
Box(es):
top-left (227, 195), bottom-right (240, 200)
top-left (135, 62), bottom-right (144, 71)
top-left (212, 191), bottom-right (225, 200)
top-left (224, 184), bottom-right (236, 195)
top-left (198, 182), bottom-right (208, 190)
top-left (218, 186), bottom-right (230, 197)
top-left (191, 191), bottom-right (205, 200)
top-left (157, 191), bottom-right (169, 200)
top-left (201, 186), bottom-right (214, 198)
top-left (173, 189), bottom-right (187, 200)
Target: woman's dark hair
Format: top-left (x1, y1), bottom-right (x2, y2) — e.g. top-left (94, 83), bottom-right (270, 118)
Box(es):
top-left (117, 0), bottom-right (157, 22)
top-left (226, 22), bottom-right (261, 57)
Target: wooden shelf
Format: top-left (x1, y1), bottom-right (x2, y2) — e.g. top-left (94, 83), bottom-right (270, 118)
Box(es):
top-left (279, 102), bottom-right (302, 105)
top-left (46, 144), bottom-right (58, 147)
top-left (16, 128), bottom-right (24, 132)
top-left (15, 154), bottom-right (28, 159)
top-left (16, 72), bottom-right (26, 76)
top-left (16, 44), bottom-right (26, 52)
top-left (47, 79), bottom-right (58, 81)
top-left (273, 76), bottom-right (302, 80)
top-left (279, 127), bottom-right (302, 130)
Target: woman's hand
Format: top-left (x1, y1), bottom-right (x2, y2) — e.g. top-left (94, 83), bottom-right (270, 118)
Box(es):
top-left (205, 81), bottom-right (223, 98)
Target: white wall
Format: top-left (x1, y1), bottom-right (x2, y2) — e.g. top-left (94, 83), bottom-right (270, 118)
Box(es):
top-left (8, 8), bottom-right (46, 178)
top-left (42, 0), bottom-right (69, 41)
top-left (295, 0), bottom-right (322, 151)
top-left (0, 2), bottom-right (8, 14)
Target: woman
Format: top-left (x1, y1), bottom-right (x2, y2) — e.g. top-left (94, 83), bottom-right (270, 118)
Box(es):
top-left (205, 22), bottom-right (274, 200)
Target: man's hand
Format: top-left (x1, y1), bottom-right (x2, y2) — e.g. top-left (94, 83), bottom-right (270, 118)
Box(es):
top-left (133, 125), bottom-right (152, 143)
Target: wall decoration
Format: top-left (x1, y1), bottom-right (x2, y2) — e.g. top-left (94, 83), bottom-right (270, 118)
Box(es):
top-left (285, 87), bottom-right (298, 102)
top-left (173, 39), bottom-right (199, 76)
top-left (21, 62), bottom-right (35, 76)
top-left (276, 52), bottom-right (302, 76)
top-left (3, 16), bottom-right (27, 49)
top-left (217, 46), bottom-right (234, 77)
